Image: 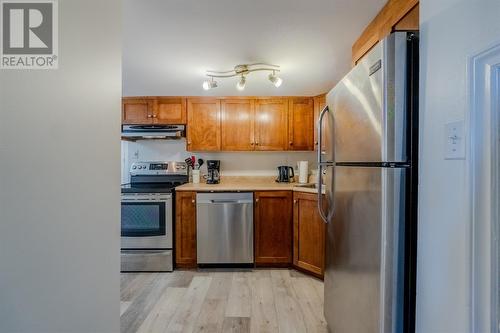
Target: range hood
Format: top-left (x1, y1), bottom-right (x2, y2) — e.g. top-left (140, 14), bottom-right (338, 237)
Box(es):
top-left (121, 125), bottom-right (185, 140)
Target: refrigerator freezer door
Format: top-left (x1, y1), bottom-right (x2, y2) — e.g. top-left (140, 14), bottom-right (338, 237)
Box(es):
top-left (324, 165), bottom-right (407, 333)
top-left (327, 32), bottom-right (409, 163)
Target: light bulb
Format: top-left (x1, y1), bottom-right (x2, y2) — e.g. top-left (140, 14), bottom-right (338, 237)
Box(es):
top-left (236, 76), bottom-right (246, 91)
top-left (202, 78), bottom-right (217, 90)
top-left (269, 72), bottom-right (282, 87)
top-left (273, 76), bottom-right (282, 87)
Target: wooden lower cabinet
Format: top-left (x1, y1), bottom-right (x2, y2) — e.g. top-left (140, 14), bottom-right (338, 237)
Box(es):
top-left (175, 191), bottom-right (197, 268)
top-left (254, 191), bottom-right (293, 265)
top-left (175, 189), bottom-right (324, 277)
top-left (293, 192), bottom-right (326, 277)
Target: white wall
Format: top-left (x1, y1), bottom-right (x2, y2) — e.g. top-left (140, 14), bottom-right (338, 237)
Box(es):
top-left (417, 1), bottom-right (500, 332)
top-left (121, 140), bottom-right (317, 183)
top-left (0, 0), bottom-right (121, 332)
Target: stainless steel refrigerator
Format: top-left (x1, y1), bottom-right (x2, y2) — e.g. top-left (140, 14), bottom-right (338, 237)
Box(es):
top-left (318, 32), bottom-right (419, 333)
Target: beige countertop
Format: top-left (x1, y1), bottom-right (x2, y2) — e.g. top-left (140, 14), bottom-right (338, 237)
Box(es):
top-left (175, 176), bottom-right (320, 194)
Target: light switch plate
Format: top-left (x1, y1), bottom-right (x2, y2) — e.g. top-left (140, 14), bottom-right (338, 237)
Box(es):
top-left (445, 120), bottom-right (465, 160)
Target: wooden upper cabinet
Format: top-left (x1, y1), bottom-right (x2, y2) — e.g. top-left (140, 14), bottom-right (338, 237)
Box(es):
top-left (186, 98), bottom-right (221, 151)
top-left (288, 97), bottom-right (314, 151)
top-left (122, 97), bottom-right (186, 125)
top-left (221, 99), bottom-right (255, 151)
top-left (153, 97), bottom-right (187, 124)
top-left (124, 95), bottom-right (319, 152)
top-left (175, 191), bottom-right (197, 268)
top-left (254, 98), bottom-right (288, 151)
top-left (254, 191), bottom-right (293, 265)
top-left (293, 192), bottom-right (325, 277)
top-left (122, 98), bottom-right (153, 124)
top-left (313, 94), bottom-right (327, 151)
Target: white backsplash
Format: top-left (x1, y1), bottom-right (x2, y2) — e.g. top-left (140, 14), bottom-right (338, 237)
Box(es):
top-left (121, 139), bottom-right (317, 184)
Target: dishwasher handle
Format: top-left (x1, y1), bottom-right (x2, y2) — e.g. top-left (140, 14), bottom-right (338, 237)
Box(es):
top-left (197, 199), bottom-right (253, 204)
top-left (196, 192), bottom-right (254, 205)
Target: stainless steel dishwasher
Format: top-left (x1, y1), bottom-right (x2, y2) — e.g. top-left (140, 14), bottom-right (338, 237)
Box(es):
top-left (196, 192), bottom-right (253, 264)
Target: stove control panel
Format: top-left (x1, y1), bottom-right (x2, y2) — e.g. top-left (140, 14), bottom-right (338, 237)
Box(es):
top-left (130, 161), bottom-right (188, 176)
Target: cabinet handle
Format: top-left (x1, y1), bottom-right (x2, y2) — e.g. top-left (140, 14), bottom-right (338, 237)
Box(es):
top-left (147, 114), bottom-right (152, 118)
top-left (255, 142), bottom-right (259, 146)
top-left (289, 141), bottom-right (293, 145)
top-left (250, 142), bottom-right (254, 146)
top-left (314, 141), bottom-right (318, 145)
top-left (152, 114), bottom-right (157, 118)
top-left (294, 199), bottom-right (297, 204)
top-left (191, 199), bottom-right (195, 204)
top-left (188, 141), bottom-right (192, 145)
top-left (255, 198), bottom-right (259, 203)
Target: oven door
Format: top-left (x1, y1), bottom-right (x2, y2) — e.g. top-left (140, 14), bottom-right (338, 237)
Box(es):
top-left (121, 193), bottom-right (172, 249)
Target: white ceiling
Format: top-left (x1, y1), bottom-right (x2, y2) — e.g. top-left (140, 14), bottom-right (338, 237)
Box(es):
top-left (122, 0), bottom-right (385, 97)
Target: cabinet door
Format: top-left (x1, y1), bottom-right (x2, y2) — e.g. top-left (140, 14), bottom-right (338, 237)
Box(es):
top-left (293, 192), bottom-right (325, 277)
top-left (187, 98), bottom-right (221, 151)
top-left (288, 97), bottom-right (314, 151)
top-left (221, 99), bottom-right (255, 151)
top-left (175, 191), bottom-right (197, 268)
top-left (254, 99), bottom-right (288, 151)
top-left (154, 97), bottom-right (187, 124)
top-left (254, 191), bottom-right (293, 265)
top-left (122, 98), bottom-right (153, 124)
top-left (313, 94), bottom-right (327, 151)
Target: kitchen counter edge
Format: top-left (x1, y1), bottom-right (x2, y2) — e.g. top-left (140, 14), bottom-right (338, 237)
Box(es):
top-left (175, 183), bottom-right (321, 194)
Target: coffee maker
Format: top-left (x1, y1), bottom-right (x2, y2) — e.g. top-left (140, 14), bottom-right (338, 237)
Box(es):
top-left (206, 160), bottom-right (220, 184)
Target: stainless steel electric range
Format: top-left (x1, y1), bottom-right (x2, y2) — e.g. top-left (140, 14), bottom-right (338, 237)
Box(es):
top-left (121, 161), bottom-right (188, 272)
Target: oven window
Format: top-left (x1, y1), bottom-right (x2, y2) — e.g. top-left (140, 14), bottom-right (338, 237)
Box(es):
top-left (121, 202), bottom-right (166, 237)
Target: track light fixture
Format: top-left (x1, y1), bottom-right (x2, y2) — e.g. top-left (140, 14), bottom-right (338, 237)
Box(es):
top-left (203, 63), bottom-right (282, 90)
top-left (202, 76), bottom-right (218, 90)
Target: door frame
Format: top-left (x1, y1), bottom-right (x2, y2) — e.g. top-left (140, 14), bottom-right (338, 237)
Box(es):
top-left (468, 41), bottom-right (500, 333)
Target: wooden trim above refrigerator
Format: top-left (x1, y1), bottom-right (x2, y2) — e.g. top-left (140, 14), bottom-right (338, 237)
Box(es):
top-left (352, 0), bottom-right (419, 65)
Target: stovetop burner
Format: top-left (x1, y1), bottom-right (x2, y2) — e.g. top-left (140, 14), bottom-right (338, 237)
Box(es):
top-left (121, 161), bottom-right (189, 194)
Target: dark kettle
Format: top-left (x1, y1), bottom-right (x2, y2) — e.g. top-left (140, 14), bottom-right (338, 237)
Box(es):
top-left (276, 166), bottom-right (294, 183)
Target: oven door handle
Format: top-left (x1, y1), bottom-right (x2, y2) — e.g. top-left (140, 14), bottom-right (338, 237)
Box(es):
top-left (122, 199), bottom-right (156, 202)
top-left (121, 196), bottom-right (172, 202)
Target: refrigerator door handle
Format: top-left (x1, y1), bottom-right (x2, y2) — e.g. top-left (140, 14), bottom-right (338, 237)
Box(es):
top-left (317, 105), bottom-right (330, 164)
top-left (317, 105), bottom-right (334, 223)
top-left (317, 164), bottom-right (334, 223)
top-left (318, 164), bottom-right (327, 222)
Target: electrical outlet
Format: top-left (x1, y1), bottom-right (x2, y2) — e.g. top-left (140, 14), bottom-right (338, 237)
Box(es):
top-left (445, 121), bottom-right (465, 160)
top-left (133, 150), bottom-right (139, 160)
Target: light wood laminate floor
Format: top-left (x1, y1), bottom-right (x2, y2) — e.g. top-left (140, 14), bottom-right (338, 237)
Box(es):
top-left (120, 269), bottom-right (327, 333)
